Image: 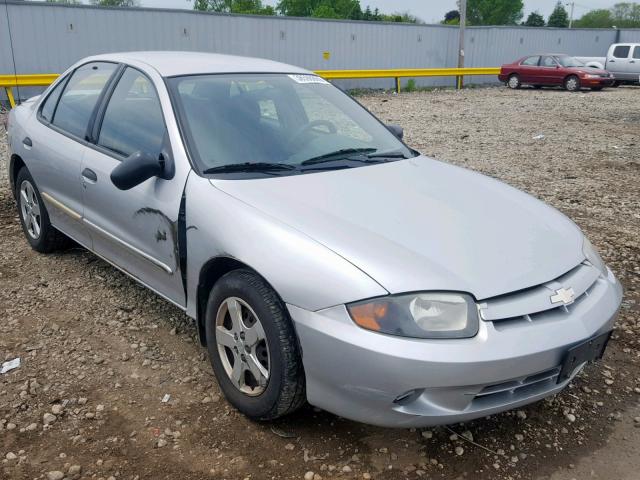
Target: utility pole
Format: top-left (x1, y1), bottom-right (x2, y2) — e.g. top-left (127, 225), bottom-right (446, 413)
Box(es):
top-left (457, 0), bottom-right (466, 89)
top-left (566, 2), bottom-right (575, 28)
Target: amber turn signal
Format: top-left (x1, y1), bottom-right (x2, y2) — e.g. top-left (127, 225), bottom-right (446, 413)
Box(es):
top-left (348, 302), bottom-right (388, 331)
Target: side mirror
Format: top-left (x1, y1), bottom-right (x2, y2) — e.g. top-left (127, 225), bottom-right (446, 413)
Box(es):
top-left (387, 124), bottom-right (404, 140)
top-left (110, 151), bottom-right (164, 190)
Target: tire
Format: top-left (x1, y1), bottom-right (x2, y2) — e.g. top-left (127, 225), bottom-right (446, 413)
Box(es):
top-left (507, 74), bottom-right (521, 89)
top-left (205, 269), bottom-right (306, 420)
top-left (15, 167), bottom-right (71, 253)
top-left (610, 81), bottom-right (620, 88)
top-left (564, 75), bottom-right (580, 92)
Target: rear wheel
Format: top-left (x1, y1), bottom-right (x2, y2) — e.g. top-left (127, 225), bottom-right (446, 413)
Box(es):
top-left (507, 74), bottom-right (521, 89)
top-left (15, 168), bottom-right (71, 253)
top-left (205, 269), bottom-right (306, 420)
top-left (564, 75), bottom-right (580, 92)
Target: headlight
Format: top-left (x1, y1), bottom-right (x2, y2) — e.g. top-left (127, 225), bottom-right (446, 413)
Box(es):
top-left (583, 237), bottom-right (608, 277)
top-left (347, 292), bottom-right (479, 339)
top-left (583, 74), bottom-right (600, 79)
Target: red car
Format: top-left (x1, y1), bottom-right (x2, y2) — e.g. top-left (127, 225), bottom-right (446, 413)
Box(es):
top-left (498, 54), bottom-right (614, 91)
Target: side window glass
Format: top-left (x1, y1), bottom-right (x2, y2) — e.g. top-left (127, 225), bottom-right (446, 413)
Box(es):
top-left (541, 56), bottom-right (557, 67)
top-left (633, 47), bottom-right (640, 59)
top-left (40, 78), bottom-right (66, 123)
top-left (613, 45), bottom-right (630, 59)
top-left (521, 56), bottom-right (540, 66)
top-left (97, 67), bottom-right (165, 158)
top-left (53, 62), bottom-right (117, 139)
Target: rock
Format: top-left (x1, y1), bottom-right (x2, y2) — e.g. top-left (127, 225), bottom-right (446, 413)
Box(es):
top-left (515, 433), bottom-right (524, 442)
top-left (6, 423), bottom-right (16, 430)
top-left (25, 423), bottom-right (38, 431)
top-left (51, 404), bottom-right (64, 415)
top-left (157, 439), bottom-right (168, 448)
top-left (46, 472), bottom-right (64, 480)
top-left (5, 452), bottom-right (17, 460)
top-left (285, 443), bottom-right (295, 450)
top-left (342, 465), bottom-right (352, 473)
top-left (455, 446), bottom-right (464, 456)
top-left (96, 404), bottom-right (105, 412)
top-left (566, 413), bottom-right (576, 423)
top-left (421, 430), bottom-right (433, 439)
top-left (68, 465), bottom-right (82, 475)
top-left (304, 471), bottom-right (315, 480)
top-left (461, 430), bottom-right (474, 442)
top-left (516, 410), bottom-right (527, 420)
top-left (363, 474), bottom-right (372, 480)
top-left (43, 413), bottom-right (57, 425)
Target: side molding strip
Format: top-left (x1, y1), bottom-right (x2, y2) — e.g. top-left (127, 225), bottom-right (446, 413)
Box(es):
top-left (41, 191), bottom-right (82, 221)
top-left (83, 218), bottom-right (174, 274)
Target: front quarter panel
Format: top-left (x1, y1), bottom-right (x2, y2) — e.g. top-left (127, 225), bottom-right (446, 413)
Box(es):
top-left (184, 174), bottom-right (388, 317)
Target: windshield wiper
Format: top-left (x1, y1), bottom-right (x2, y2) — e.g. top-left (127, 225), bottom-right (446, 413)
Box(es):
top-left (203, 162), bottom-right (297, 174)
top-left (367, 151), bottom-right (410, 159)
top-left (300, 148), bottom-right (378, 166)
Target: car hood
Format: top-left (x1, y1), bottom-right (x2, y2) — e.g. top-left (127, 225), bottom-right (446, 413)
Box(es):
top-left (211, 157), bottom-right (585, 300)
top-left (569, 67), bottom-right (608, 75)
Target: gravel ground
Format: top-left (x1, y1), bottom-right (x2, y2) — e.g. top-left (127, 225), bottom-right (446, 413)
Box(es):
top-left (1, 86), bottom-right (639, 480)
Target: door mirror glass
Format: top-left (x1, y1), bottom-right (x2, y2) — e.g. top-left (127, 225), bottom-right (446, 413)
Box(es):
top-left (110, 151), bottom-right (164, 190)
top-left (386, 124), bottom-right (403, 140)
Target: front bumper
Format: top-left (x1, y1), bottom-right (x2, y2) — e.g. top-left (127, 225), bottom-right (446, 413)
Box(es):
top-left (583, 76), bottom-right (615, 87)
top-left (288, 269), bottom-right (622, 428)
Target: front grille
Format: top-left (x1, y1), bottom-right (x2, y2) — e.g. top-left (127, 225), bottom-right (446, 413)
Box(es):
top-left (479, 262), bottom-right (601, 327)
top-left (471, 366), bottom-right (561, 409)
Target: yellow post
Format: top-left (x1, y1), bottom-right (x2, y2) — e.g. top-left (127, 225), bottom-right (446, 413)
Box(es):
top-left (6, 87), bottom-right (15, 108)
top-left (395, 77), bottom-right (401, 94)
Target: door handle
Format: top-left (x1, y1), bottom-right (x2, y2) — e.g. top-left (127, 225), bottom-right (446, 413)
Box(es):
top-left (22, 137), bottom-right (32, 148)
top-left (82, 168), bottom-right (98, 183)
top-left (630, 60), bottom-right (636, 63)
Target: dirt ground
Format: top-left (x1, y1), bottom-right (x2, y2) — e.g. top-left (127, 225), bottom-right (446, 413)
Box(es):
top-left (1, 85), bottom-right (639, 480)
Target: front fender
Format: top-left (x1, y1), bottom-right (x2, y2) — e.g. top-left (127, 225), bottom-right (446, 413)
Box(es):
top-left (184, 174), bottom-right (387, 318)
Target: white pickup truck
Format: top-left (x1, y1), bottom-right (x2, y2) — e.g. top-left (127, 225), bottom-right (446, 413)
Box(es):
top-left (577, 43), bottom-right (640, 85)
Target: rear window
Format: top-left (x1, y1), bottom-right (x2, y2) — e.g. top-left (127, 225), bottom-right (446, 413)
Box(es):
top-left (521, 56), bottom-right (540, 66)
top-left (52, 62), bottom-right (117, 139)
top-left (613, 45), bottom-right (630, 59)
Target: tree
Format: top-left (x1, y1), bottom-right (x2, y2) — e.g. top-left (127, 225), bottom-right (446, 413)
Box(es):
top-left (524, 11), bottom-right (545, 26)
top-left (194, 0), bottom-right (274, 14)
top-left (443, 9), bottom-right (460, 23)
top-left (90, 0), bottom-right (138, 5)
top-left (465, 0), bottom-right (524, 25)
top-left (547, 1), bottom-right (569, 27)
top-left (574, 8), bottom-right (614, 28)
top-left (610, 2), bottom-right (640, 27)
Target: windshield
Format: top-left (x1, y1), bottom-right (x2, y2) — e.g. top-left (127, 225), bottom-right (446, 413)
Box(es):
top-left (557, 56), bottom-right (584, 68)
top-left (168, 73), bottom-right (416, 177)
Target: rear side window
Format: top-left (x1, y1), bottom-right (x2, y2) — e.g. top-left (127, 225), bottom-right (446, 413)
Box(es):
top-left (613, 45), bottom-right (630, 59)
top-left (97, 67), bottom-right (165, 158)
top-left (53, 62), bottom-right (117, 139)
top-left (633, 47), bottom-right (640, 59)
top-left (40, 78), bottom-right (66, 123)
top-left (541, 56), bottom-right (557, 67)
top-left (521, 56), bottom-right (540, 66)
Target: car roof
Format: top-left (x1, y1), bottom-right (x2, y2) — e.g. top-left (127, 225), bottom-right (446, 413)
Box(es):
top-left (86, 51), bottom-right (311, 77)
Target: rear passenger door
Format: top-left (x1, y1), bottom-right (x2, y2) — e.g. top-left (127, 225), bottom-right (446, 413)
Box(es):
top-left (608, 45), bottom-right (631, 79)
top-left (27, 62), bottom-right (118, 247)
top-left (518, 56), bottom-right (540, 83)
top-left (81, 66), bottom-right (188, 308)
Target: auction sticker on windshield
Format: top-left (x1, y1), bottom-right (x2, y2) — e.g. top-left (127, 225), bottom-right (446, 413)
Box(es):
top-left (288, 74), bottom-right (330, 85)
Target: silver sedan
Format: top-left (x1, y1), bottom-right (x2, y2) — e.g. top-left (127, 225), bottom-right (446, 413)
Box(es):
top-left (6, 52), bottom-right (622, 427)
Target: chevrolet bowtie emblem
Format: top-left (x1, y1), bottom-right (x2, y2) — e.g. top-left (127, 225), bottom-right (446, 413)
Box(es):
top-left (550, 287), bottom-right (575, 305)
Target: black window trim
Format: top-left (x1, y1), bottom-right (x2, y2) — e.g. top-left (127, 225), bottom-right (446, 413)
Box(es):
top-left (88, 64), bottom-right (174, 173)
top-left (37, 60), bottom-right (121, 146)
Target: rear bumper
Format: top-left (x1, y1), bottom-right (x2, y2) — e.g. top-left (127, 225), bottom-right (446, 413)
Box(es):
top-left (288, 269), bottom-right (622, 428)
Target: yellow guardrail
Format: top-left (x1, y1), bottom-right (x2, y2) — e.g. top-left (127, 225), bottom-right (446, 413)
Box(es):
top-left (0, 74), bottom-right (60, 108)
top-left (315, 67), bottom-right (501, 92)
top-left (1, 67), bottom-right (501, 108)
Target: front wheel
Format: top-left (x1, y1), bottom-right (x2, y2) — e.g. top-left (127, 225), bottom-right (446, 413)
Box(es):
top-left (564, 75), bottom-right (580, 92)
top-left (507, 74), bottom-right (521, 89)
top-left (205, 269), bottom-right (306, 420)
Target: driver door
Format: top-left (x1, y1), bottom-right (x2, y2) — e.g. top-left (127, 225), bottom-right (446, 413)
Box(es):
top-left (81, 66), bottom-right (188, 308)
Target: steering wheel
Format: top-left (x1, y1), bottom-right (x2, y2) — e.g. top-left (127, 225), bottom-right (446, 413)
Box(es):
top-left (286, 120), bottom-right (337, 149)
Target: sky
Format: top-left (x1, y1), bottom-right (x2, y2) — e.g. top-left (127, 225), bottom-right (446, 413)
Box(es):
top-left (138, 0), bottom-right (620, 24)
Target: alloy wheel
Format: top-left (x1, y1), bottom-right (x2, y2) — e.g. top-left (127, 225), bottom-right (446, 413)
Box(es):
top-left (508, 75), bottom-right (520, 89)
top-left (566, 77), bottom-right (579, 91)
top-left (215, 297), bottom-right (270, 396)
top-left (20, 180), bottom-right (42, 240)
